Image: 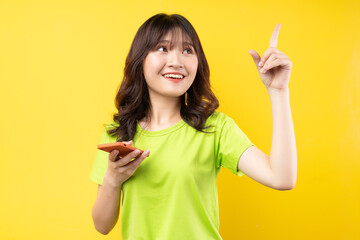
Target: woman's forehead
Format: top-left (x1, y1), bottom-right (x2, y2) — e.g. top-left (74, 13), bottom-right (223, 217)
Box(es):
top-left (160, 29), bottom-right (193, 45)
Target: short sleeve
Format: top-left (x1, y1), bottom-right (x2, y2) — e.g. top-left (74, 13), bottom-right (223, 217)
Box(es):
top-left (217, 116), bottom-right (255, 177)
top-left (89, 127), bottom-right (113, 185)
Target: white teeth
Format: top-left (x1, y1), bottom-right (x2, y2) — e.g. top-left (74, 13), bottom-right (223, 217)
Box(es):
top-left (163, 74), bottom-right (184, 79)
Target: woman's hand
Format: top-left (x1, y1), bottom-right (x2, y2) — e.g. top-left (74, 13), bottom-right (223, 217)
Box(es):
top-left (103, 140), bottom-right (150, 187)
top-left (248, 23), bottom-right (293, 91)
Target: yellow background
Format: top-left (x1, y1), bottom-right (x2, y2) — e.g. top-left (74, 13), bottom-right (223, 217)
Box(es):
top-left (1, 0), bottom-right (359, 239)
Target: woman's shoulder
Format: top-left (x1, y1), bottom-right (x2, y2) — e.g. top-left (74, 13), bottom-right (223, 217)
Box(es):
top-left (204, 111), bottom-right (234, 129)
top-left (206, 110), bottom-right (231, 123)
top-left (99, 121), bottom-right (119, 142)
top-left (102, 120), bottom-right (119, 131)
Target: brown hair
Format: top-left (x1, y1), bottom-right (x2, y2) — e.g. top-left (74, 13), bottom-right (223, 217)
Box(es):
top-left (107, 13), bottom-right (219, 141)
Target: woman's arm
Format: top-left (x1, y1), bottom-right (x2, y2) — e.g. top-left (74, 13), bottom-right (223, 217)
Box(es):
top-left (92, 175), bottom-right (122, 235)
top-left (237, 88), bottom-right (297, 190)
top-left (267, 87), bottom-right (297, 189)
top-left (247, 23), bottom-right (297, 189)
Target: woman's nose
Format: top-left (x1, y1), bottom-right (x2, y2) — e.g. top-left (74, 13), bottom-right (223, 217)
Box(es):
top-left (167, 50), bottom-right (184, 68)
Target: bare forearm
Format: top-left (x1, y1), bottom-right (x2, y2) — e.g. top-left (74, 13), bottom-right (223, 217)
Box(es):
top-left (92, 176), bottom-right (122, 235)
top-left (268, 87), bottom-right (297, 189)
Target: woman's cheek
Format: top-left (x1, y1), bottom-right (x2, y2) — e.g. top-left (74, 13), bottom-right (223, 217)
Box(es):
top-left (190, 59), bottom-right (198, 75)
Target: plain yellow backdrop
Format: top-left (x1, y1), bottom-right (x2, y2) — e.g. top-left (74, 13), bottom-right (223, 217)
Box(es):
top-left (1, 0), bottom-right (359, 239)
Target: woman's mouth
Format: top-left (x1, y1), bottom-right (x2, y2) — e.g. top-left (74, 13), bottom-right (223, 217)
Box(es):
top-left (162, 74), bottom-right (185, 83)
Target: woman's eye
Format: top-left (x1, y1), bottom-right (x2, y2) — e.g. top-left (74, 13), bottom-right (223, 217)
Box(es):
top-left (184, 48), bottom-right (193, 54)
top-left (157, 46), bottom-right (167, 52)
top-left (156, 45), bottom-right (194, 54)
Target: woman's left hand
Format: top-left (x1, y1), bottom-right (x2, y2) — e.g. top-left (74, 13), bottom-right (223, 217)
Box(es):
top-left (248, 24), bottom-right (293, 91)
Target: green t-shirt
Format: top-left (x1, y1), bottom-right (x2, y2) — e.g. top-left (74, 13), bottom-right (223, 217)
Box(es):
top-left (90, 111), bottom-right (254, 240)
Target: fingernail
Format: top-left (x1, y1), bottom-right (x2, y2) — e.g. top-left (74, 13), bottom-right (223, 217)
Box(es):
top-left (258, 61), bottom-right (263, 67)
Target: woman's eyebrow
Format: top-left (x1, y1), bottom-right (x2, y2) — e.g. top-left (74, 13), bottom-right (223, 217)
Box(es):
top-left (183, 41), bottom-right (195, 48)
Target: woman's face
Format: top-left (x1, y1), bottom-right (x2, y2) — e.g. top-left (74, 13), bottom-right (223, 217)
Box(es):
top-left (143, 28), bottom-right (198, 99)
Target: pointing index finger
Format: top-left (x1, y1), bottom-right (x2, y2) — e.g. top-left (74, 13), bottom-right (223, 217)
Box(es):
top-left (270, 23), bottom-right (281, 48)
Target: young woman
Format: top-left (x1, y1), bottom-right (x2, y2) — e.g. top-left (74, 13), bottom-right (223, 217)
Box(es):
top-left (90, 13), bottom-right (297, 239)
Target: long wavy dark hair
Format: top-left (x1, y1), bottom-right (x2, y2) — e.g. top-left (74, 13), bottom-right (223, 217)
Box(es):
top-left (106, 13), bottom-right (219, 142)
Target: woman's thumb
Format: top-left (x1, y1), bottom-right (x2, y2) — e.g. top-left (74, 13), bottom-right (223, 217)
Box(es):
top-left (248, 49), bottom-right (261, 67)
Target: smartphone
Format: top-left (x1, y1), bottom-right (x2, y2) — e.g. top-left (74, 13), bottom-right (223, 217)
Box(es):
top-left (97, 142), bottom-right (145, 158)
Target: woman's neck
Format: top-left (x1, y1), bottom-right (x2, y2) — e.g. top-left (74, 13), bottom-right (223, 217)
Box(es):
top-left (139, 92), bottom-right (183, 130)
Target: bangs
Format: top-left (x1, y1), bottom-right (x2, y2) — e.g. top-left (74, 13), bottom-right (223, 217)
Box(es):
top-left (163, 27), bottom-right (194, 48)
top-left (147, 25), bottom-right (195, 52)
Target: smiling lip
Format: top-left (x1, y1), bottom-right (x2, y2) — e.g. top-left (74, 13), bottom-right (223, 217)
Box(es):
top-left (162, 76), bottom-right (184, 83)
top-left (162, 73), bottom-right (185, 83)
top-left (162, 72), bottom-right (185, 77)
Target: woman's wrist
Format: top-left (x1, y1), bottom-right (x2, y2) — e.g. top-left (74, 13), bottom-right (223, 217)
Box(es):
top-left (103, 171), bottom-right (124, 189)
